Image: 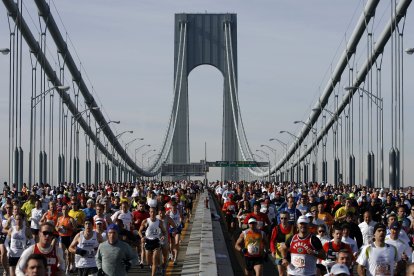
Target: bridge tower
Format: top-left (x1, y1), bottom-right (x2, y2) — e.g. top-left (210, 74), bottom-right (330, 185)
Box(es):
top-left (171, 13), bottom-right (239, 180)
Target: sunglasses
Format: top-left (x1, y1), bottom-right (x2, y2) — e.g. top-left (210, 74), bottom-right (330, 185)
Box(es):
top-left (318, 230), bottom-right (326, 233)
top-left (280, 217), bottom-right (288, 220)
top-left (42, 231), bottom-right (54, 236)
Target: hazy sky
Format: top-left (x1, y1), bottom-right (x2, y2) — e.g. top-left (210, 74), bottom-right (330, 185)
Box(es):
top-left (0, 1), bottom-right (413, 185)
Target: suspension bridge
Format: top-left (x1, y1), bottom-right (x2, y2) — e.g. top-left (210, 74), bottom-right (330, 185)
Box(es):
top-left (0, 0), bottom-right (414, 191)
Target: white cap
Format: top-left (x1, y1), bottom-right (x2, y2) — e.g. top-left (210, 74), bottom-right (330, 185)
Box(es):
top-left (248, 218), bottom-right (257, 224)
top-left (57, 194), bottom-right (63, 199)
top-left (297, 215), bottom-right (310, 224)
top-left (330, 264), bottom-right (350, 275)
top-left (305, 212), bottom-right (314, 218)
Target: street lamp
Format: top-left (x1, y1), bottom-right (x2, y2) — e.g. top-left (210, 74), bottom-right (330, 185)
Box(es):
top-left (269, 137), bottom-right (289, 181)
top-left (115, 130), bottom-right (133, 139)
top-left (344, 86), bottom-right (384, 188)
top-left (0, 48), bottom-right (10, 55)
top-left (294, 120), bottom-right (317, 133)
top-left (69, 106), bottom-right (100, 183)
top-left (260, 144), bottom-right (277, 165)
top-left (142, 149), bottom-right (156, 167)
top-left (135, 144), bottom-right (151, 163)
top-left (280, 130), bottom-right (300, 183)
top-left (125, 137), bottom-right (144, 151)
top-left (148, 153), bottom-right (160, 167)
top-left (94, 120), bottom-right (120, 184)
top-left (405, 48), bottom-right (414, 55)
top-left (28, 85), bottom-right (70, 185)
top-left (256, 149), bottom-right (270, 182)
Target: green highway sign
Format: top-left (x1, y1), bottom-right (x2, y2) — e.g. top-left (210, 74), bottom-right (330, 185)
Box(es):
top-left (206, 161), bottom-right (269, 167)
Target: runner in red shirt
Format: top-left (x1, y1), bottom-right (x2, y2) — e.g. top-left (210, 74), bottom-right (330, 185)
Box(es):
top-left (243, 202), bottom-right (271, 232)
top-left (222, 194), bottom-right (238, 232)
top-left (132, 201), bottom-right (149, 268)
top-left (322, 224), bottom-right (354, 273)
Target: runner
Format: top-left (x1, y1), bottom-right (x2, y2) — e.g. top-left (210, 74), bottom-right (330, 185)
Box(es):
top-left (235, 217), bottom-right (269, 276)
top-left (280, 215), bottom-right (326, 276)
top-left (69, 219), bottom-right (103, 276)
top-left (166, 201), bottom-right (183, 265)
top-left (4, 214), bottom-right (33, 276)
top-left (156, 206), bottom-right (176, 275)
top-left (356, 223), bottom-right (403, 276)
top-left (15, 222), bottom-right (65, 276)
top-left (138, 207), bottom-right (167, 276)
top-left (55, 204), bottom-right (75, 273)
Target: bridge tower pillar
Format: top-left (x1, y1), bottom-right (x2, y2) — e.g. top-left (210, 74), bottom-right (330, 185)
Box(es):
top-left (171, 13), bottom-right (239, 181)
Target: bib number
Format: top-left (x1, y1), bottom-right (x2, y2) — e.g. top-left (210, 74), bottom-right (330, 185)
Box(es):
top-left (292, 255), bottom-right (306, 268)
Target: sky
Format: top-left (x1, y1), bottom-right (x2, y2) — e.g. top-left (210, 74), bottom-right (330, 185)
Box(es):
top-left (0, 0), bottom-right (413, 186)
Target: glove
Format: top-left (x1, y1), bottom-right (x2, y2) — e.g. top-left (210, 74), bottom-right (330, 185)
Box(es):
top-left (76, 247), bottom-right (88, 256)
top-left (124, 260), bottom-right (132, 272)
top-left (97, 269), bottom-right (105, 276)
top-left (241, 248), bottom-right (248, 254)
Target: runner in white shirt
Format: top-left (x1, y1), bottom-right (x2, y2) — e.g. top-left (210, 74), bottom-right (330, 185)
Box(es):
top-left (358, 211), bottom-right (376, 246)
top-left (111, 202), bottom-right (133, 231)
top-left (357, 223), bottom-right (403, 276)
top-left (341, 223), bottom-right (358, 256)
top-left (385, 221), bottom-right (412, 263)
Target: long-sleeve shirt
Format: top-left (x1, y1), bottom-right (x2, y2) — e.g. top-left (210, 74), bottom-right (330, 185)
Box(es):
top-left (95, 239), bottom-right (134, 276)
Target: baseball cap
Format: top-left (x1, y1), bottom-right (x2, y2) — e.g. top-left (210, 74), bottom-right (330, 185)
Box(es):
top-left (57, 194), bottom-right (63, 199)
top-left (107, 223), bottom-right (119, 233)
top-left (297, 215), bottom-right (310, 224)
top-left (305, 212), bottom-right (314, 218)
top-left (248, 218), bottom-right (257, 224)
top-left (95, 218), bottom-right (104, 225)
top-left (330, 264), bottom-right (350, 275)
top-left (390, 221), bottom-right (401, 230)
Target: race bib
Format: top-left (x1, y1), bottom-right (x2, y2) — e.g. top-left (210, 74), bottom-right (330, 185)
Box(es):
top-left (375, 263), bottom-right (391, 276)
top-left (14, 240), bottom-right (23, 249)
top-left (247, 243), bottom-right (259, 255)
top-left (292, 255), bottom-right (306, 268)
top-left (150, 228), bottom-right (160, 236)
top-left (257, 221), bottom-right (263, 228)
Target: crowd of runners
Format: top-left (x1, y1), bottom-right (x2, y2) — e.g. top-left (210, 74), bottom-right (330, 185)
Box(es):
top-left (0, 180), bottom-right (202, 276)
top-left (213, 181), bottom-right (414, 276)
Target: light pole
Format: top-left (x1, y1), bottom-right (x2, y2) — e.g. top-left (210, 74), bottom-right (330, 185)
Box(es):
top-left (260, 144), bottom-right (277, 181)
top-left (69, 107), bottom-right (100, 184)
top-left (280, 130), bottom-right (300, 183)
top-left (125, 137), bottom-right (144, 152)
top-left (135, 144), bottom-right (151, 164)
top-left (115, 130), bottom-right (133, 139)
top-left (269, 138), bottom-right (288, 181)
top-left (0, 48), bottom-right (10, 55)
top-left (344, 86), bottom-right (384, 189)
top-left (94, 120), bottom-right (120, 184)
top-left (142, 149), bottom-right (156, 168)
top-left (256, 149), bottom-right (270, 182)
top-left (294, 120), bottom-right (318, 182)
top-left (29, 85), bottom-right (70, 186)
top-left (148, 153), bottom-right (160, 167)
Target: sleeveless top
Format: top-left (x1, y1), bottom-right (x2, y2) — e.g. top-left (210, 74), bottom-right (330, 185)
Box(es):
top-left (326, 241), bottom-right (347, 261)
top-left (145, 218), bottom-right (161, 240)
top-left (167, 210), bottom-right (181, 227)
top-left (288, 234), bottom-right (318, 276)
top-left (242, 229), bottom-right (265, 258)
top-left (75, 231), bottom-right (99, 268)
top-left (274, 224), bottom-right (295, 259)
top-left (57, 216), bottom-right (73, 237)
top-left (33, 244), bottom-right (59, 276)
top-left (45, 211), bottom-right (58, 226)
top-left (9, 226), bottom-right (27, 257)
